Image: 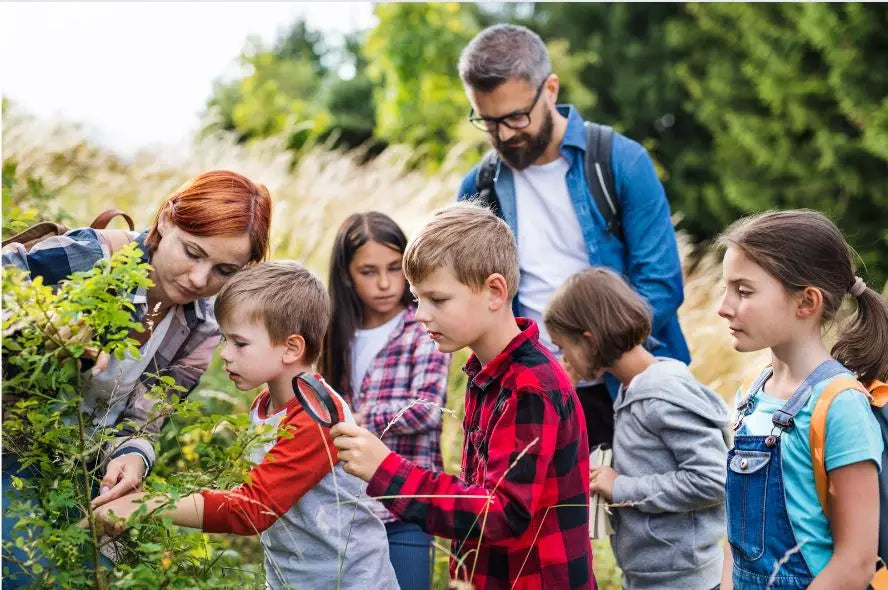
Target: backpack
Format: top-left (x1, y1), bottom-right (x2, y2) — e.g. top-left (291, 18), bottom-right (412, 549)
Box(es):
top-left (1, 209), bottom-right (135, 251)
top-left (475, 121), bottom-right (623, 240)
top-left (810, 377), bottom-right (888, 588)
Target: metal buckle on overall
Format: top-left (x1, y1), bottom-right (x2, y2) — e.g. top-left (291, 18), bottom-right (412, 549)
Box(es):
top-left (765, 425), bottom-right (783, 448)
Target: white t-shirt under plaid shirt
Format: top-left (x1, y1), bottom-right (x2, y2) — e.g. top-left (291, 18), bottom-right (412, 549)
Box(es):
top-left (346, 305), bottom-right (450, 522)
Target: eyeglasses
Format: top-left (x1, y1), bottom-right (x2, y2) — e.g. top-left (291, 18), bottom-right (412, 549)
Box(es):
top-left (468, 75), bottom-right (549, 132)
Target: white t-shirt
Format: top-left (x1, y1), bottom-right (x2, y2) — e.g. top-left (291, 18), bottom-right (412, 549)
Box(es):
top-left (513, 156), bottom-right (591, 355)
top-left (350, 310), bottom-right (405, 395)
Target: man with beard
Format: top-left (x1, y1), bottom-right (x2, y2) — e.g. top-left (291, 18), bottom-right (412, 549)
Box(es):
top-left (456, 24), bottom-right (690, 449)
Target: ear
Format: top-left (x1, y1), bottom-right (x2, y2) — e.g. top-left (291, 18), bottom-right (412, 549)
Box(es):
top-left (581, 330), bottom-right (598, 356)
top-left (281, 334), bottom-right (307, 364)
top-left (795, 286), bottom-right (824, 319)
top-left (545, 74), bottom-right (560, 106)
top-left (485, 273), bottom-right (510, 312)
top-left (157, 208), bottom-right (172, 236)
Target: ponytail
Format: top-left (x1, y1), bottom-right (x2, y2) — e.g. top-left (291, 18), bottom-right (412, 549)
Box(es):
top-left (832, 280), bottom-right (888, 384)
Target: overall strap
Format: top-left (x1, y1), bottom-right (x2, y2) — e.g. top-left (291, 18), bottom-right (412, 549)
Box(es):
top-left (737, 366), bottom-right (773, 412)
top-left (771, 359), bottom-right (849, 430)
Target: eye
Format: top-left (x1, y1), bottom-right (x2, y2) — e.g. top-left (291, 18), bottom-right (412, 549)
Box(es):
top-left (737, 288), bottom-right (752, 298)
top-left (184, 247), bottom-right (201, 260)
top-left (360, 270), bottom-right (376, 277)
top-left (233, 340), bottom-right (247, 348)
top-left (215, 266), bottom-right (238, 277)
top-left (431, 297), bottom-right (448, 304)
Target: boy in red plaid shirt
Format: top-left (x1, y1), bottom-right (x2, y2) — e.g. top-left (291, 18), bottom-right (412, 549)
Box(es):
top-left (332, 203), bottom-right (594, 589)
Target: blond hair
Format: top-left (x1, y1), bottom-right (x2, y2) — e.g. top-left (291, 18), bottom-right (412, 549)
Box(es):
top-left (214, 261), bottom-right (330, 363)
top-left (544, 267), bottom-right (652, 372)
top-left (404, 201), bottom-right (519, 298)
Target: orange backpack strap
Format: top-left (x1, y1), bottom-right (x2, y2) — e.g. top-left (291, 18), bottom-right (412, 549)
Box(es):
top-left (809, 377), bottom-right (869, 516)
top-left (870, 380), bottom-right (888, 408)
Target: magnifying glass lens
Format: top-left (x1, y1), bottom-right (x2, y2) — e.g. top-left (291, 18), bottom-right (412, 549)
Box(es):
top-left (292, 373), bottom-right (341, 427)
top-left (296, 378), bottom-right (333, 424)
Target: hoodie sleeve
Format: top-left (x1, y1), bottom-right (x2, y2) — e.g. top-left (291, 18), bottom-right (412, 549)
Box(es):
top-left (612, 398), bottom-right (727, 514)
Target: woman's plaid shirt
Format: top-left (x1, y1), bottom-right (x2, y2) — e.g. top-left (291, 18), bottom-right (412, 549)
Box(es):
top-left (367, 319), bottom-right (595, 589)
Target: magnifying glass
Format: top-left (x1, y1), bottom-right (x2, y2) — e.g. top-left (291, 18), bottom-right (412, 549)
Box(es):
top-left (292, 372), bottom-right (342, 427)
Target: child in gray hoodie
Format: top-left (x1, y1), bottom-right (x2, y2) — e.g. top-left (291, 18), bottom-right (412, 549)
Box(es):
top-left (545, 267), bottom-right (730, 590)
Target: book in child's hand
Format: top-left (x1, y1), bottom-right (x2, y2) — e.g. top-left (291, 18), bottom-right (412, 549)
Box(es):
top-left (589, 444), bottom-right (614, 540)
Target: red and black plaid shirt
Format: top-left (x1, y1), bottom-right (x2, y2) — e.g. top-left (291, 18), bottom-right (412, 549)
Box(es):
top-left (367, 319), bottom-right (594, 590)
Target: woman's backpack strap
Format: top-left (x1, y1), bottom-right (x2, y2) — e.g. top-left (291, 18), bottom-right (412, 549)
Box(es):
top-left (89, 209), bottom-right (135, 231)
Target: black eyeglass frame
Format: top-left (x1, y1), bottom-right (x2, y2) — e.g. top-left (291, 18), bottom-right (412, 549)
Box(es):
top-left (467, 75), bottom-right (550, 132)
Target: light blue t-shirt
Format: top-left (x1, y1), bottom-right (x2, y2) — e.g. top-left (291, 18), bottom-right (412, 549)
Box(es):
top-left (736, 371), bottom-right (883, 576)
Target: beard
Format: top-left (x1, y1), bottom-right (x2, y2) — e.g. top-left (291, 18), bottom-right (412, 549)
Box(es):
top-left (492, 107), bottom-right (554, 170)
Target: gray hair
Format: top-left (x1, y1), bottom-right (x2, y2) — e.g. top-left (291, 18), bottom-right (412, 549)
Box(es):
top-left (458, 24), bottom-right (551, 91)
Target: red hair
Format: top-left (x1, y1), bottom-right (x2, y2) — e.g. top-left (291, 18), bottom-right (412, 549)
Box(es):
top-left (146, 170), bottom-right (272, 262)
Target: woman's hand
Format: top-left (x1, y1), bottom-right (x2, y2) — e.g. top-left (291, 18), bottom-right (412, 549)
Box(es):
top-left (92, 454), bottom-right (146, 507)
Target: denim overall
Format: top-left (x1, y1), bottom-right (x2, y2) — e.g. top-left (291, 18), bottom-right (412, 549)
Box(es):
top-left (728, 359), bottom-right (849, 589)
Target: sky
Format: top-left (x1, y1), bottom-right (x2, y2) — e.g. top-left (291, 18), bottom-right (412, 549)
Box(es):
top-left (0, 2), bottom-right (376, 158)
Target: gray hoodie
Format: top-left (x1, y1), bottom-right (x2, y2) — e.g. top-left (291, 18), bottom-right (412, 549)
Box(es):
top-left (609, 358), bottom-right (730, 590)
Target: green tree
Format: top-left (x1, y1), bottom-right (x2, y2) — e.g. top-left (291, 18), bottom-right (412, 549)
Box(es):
top-left (363, 3), bottom-right (484, 162)
top-left (203, 20), bottom-right (330, 150)
top-left (203, 19), bottom-right (380, 153)
top-left (527, 3), bottom-right (720, 238)
top-left (672, 3), bottom-right (888, 286)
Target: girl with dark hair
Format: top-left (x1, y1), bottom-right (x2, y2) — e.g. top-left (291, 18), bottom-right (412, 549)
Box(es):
top-left (718, 209), bottom-right (886, 589)
top-left (319, 211), bottom-right (449, 590)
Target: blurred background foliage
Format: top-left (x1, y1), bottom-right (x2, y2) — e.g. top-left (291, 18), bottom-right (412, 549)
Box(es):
top-left (200, 2), bottom-right (888, 285)
top-left (4, 2), bottom-right (887, 587)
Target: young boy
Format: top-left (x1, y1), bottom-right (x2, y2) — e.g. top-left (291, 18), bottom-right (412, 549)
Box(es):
top-left (545, 267), bottom-right (729, 590)
top-left (89, 261), bottom-right (399, 590)
top-left (331, 203), bottom-right (594, 590)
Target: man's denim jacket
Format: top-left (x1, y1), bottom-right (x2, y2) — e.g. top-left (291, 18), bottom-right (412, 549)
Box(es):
top-left (458, 105), bottom-right (690, 396)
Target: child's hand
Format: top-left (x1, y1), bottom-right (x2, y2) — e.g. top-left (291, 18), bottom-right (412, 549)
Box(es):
top-left (590, 465), bottom-right (618, 502)
top-left (330, 422), bottom-right (392, 482)
top-left (79, 492), bottom-right (146, 537)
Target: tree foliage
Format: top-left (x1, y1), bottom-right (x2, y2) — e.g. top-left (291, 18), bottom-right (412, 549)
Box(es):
top-left (2, 236), bottom-right (270, 588)
top-left (203, 3), bottom-right (888, 284)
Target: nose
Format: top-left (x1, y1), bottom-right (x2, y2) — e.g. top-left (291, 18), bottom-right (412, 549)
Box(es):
top-left (497, 124), bottom-right (518, 143)
top-left (219, 340), bottom-right (233, 362)
top-left (189, 263), bottom-right (211, 291)
top-left (717, 293), bottom-right (734, 320)
top-left (378, 271), bottom-right (390, 291)
top-left (414, 300), bottom-right (432, 324)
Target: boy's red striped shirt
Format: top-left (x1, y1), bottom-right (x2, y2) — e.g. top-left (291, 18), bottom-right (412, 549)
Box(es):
top-left (367, 319), bottom-right (595, 590)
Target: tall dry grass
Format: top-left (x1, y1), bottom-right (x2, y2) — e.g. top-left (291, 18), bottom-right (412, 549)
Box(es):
top-left (3, 103), bottom-right (769, 589)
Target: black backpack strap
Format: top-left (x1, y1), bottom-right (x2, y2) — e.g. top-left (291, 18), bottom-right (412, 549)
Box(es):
top-left (583, 121), bottom-right (621, 240)
top-left (474, 149), bottom-right (502, 218)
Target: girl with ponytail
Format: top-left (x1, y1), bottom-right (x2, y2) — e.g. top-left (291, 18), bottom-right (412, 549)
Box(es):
top-left (717, 209), bottom-right (886, 589)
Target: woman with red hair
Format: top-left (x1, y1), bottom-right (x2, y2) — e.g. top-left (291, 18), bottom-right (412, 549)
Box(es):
top-left (2, 170), bottom-right (271, 586)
